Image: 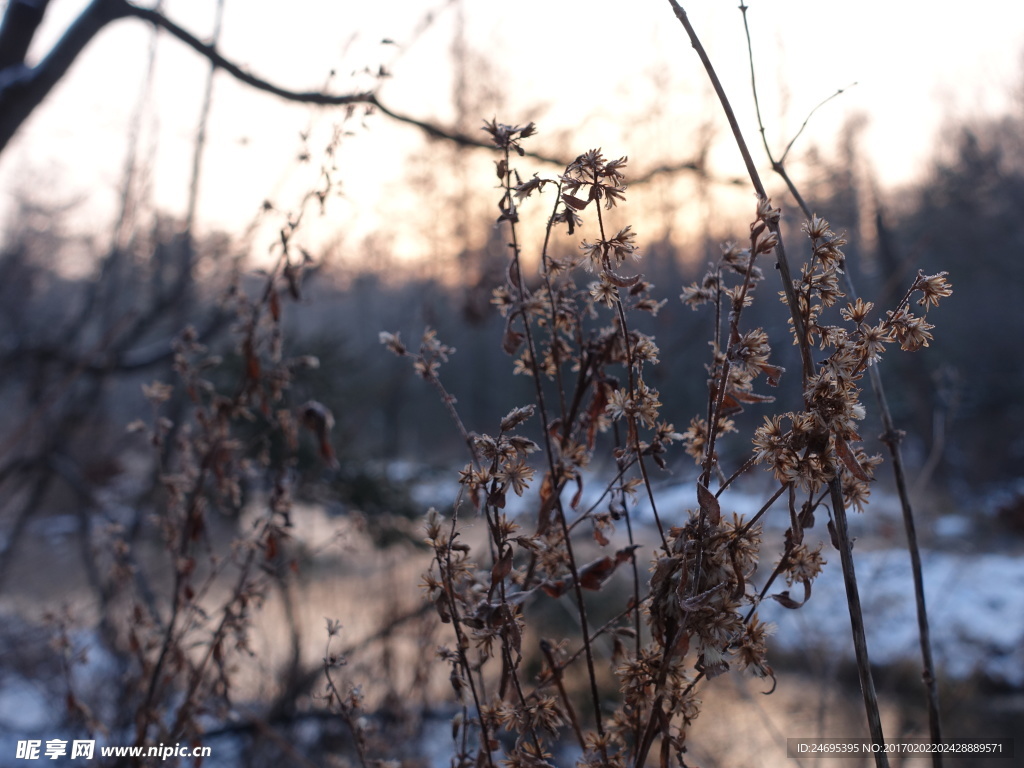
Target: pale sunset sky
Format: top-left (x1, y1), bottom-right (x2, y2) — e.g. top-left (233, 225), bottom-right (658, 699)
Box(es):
top-left (2, 0), bottom-right (1022, 268)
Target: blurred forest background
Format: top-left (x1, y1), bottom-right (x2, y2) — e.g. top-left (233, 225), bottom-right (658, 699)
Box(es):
top-left (1, 1), bottom-right (1023, 766)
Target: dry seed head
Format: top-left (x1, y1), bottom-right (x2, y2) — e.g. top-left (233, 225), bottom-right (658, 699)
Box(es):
top-left (378, 331), bottom-right (406, 356)
top-left (803, 214), bottom-right (830, 239)
top-left (589, 280), bottom-right (618, 308)
top-left (840, 297), bottom-right (874, 324)
top-left (783, 543), bottom-right (826, 586)
top-left (500, 405), bottom-right (535, 432)
top-left (913, 270), bottom-right (953, 309)
top-left (895, 312), bottom-right (935, 351)
top-left (496, 460), bottom-right (535, 497)
top-left (756, 196), bottom-right (781, 224)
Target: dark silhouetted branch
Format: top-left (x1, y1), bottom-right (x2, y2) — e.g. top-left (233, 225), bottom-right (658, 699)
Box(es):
top-left (0, 0), bottom-right (52, 70)
top-left (1, 0), bottom-right (717, 186)
top-left (0, 0), bottom-right (127, 154)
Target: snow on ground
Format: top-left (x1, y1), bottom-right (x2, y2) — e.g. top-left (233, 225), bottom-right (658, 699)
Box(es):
top-left (759, 547), bottom-right (1024, 686)
top-left (398, 462), bottom-right (1024, 686)
top-left (507, 468), bottom-right (1024, 686)
top-left (3, 466), bottom-right (1022, 764)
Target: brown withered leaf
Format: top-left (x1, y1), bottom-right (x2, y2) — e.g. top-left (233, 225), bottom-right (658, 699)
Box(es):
top-left (827, 518), bottom-right (844, 550)
top-left (577, 545), bottom-right (639, 591)
top-left (571, 474), bottom-right (584, 510)
top-left (540, 579), bottom-right (568, 598)
top-left (697, 482), bottom-right (721, 526)
top-left (435, 593), bottom-right (452, 623)
top-left (490, 546), bottom-right (513, 597)
top-left (576, 557), bottom-right (616, 590)
top-left (718, 391), bottom-right (745, 418)
top-left (730, 389), bottom-right (776, 404)
top-left (673, 630), bottom-right (691, 658)
top-left (770, 591), bottom-right (803, 609)
top-left (561, 192), bottom-right (589, 211)
top-left (835, 436), bottom-right (872, 482)
top-left (600, 269), bottom-right (643, 288)
top-left (536, 472), bottom-right (555, 536)
top-left (771, 580), bottom-right (811, 609)
top-left (592, 520), bottom-right (610, 547)
top-left (761, 363), bottom-right (785, 387)
top-left (541, 545), bottom-right (639, 597)
top-left (502, 315), bottom-right (525, 355)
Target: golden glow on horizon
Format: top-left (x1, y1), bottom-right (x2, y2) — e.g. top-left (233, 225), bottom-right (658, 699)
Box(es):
top-left (2, 0), bottom-right (1022, 271)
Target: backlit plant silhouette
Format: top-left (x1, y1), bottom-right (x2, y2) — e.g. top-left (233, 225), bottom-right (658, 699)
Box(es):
top-left (383, 113), bottom-right (951, 767)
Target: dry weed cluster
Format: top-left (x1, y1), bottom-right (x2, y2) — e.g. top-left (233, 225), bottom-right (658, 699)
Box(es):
top-left (383, 118), bottom-right (951, 768)
top-left (6, 4), bottom-right (962, 767)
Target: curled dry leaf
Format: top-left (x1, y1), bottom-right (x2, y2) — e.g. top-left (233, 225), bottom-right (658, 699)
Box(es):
top-left (299, 400), bottom-right (339, 469)
top-left (502, 315), bottom-right (525, 356)
top-left (541, 545), bottom-right (640, 597)
top-left (835, 435), bottom-right (872, 482)
top-left (489, 546), bottom-right (514, 597)
top-left (770, 579), bottom-right (811, 609)
top-left (561, 192), bottom-right (589, 211)
top-left (600, 269), bottom-right (643, 289)
top-left (697, 482), bottom-right (721, 526)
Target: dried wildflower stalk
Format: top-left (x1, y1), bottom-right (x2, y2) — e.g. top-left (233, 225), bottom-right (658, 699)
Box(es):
top-left (384, 108), bottom-right (950, 766)
top-left (48, 177), bottom-right (339, 759)
top-left (739, 3), bottom-right (945, 755)
top-left (668, 2), bottom-right (953, 765)
top-left (126, 245), bottom-right (327, 752)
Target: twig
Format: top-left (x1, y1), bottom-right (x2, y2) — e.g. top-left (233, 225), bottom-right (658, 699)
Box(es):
top-left (738, 3), bottom-right (943, 758)
top-left (828, 478), bottom-right (888, 763)
top-left (666, 3), bottom-right (889, 764)
top-left (665, 0), bottom-right (813, 385)
top-left (499, 144), bottom-right (608, 744)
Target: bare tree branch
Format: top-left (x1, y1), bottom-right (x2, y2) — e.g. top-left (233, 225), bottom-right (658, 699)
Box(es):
top-left (0, 0), bottom-right (52, 70)
top-left (0, 0), bottom-right (555, 163)
top-left (119, 2), bottom-right (579, 166)
top-left (0, 0), bottom-right (717, 184)
top-left (0, 0), bottom-right (126, 154)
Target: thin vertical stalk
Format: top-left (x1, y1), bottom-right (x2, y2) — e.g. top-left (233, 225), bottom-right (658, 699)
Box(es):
top-left (665, 3), bottom-right (888, 763)
top-left (665, 0), bottom-right (812, 385)
top-left (738, 3), bottom-right (943, 757)
top-left (500, 147), bottom-right (607, 744)
top-left (829, 478), bottom-right (888, 760)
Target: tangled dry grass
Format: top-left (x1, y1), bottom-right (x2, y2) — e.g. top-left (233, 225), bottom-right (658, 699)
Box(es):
top-left (381, 110), bottom-right (951, 767)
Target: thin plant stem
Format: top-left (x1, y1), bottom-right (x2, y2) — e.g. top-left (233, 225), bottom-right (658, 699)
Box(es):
top-left (666, 3), bottom-right (889, 763)
top-left (739, 3), bottom-right (943, 756)
top-left (829, 478), bottom-right (888, 764)
top-left (665, 0), bottom-right (812, 384)
top-left (540, 639), bottom-right (586, 750)
top-left (501, 147), bottom-right (607, 743)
